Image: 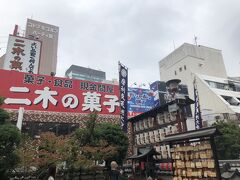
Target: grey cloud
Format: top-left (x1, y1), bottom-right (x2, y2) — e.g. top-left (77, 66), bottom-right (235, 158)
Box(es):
top-left (1, 0), bottom-right (240, 86)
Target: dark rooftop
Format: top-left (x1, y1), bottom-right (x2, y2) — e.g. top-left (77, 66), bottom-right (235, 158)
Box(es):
top-left (128, 97), bottom-right (194, 122)
top-left (163, 126), bottom-right (220, 143)
top-left (65, 65), bottom-right (106, 79)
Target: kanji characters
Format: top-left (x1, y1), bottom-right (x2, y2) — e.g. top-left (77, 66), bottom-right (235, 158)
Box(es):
top-left (10, 38), bottom-right (25, 71)
top-left (36, 76), bottom-right (45, 85)
top-left (89, 83), bottom-right (97, 91)
top-left (54, 79), bottom-right (63, 87)
top-left (80, 82), bottom-right (113, 93)
top-left (28, 42), bottom-right (37, 73)
top-left (80, 82), bottom-right (89, 90)
top-left (103, 95), bottom-right (119, 113)
top-left (98, 84), bottom-right (105, 92)
top-left (34, 87), bottom-right (58, 109)
top-left (62, 94), bottom-right (78, 109)
top-left (5, 87), bottom-right (31, 105)
top-left (82, 92), bottom-right (101, 112)
top-left (24, 74), bottom-right (35, 84)
top-left (106, 85), bottom-right (114, 93)
top-left (4, 82), bottom-right (119, 114)
top-left (12, 46), bottom-right (25, 56)
top-left (64, 80), bottom-right (72, 88)
top-left (30, 43), bottom-right (37, 57)
top-left (10, 56), bottom-right (23, 70)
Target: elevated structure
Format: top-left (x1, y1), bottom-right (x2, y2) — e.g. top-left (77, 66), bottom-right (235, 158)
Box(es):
top-left (0, 19), bottom-right (59, 76)
top-left (159, 43), bottom-right (240, 126)
top-left (65, 65), bottom-right (106, 82)
top-left (25, 19), bottom-right (59, 75)
top-left (194, 74), bottom-right (240, 126)
top-left (0, 54), bottom-right (5, 69)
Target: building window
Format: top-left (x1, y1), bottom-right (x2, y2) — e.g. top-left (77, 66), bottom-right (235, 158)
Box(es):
top-left (174, 71), bottom-right (177, 75)
top-left (179, 67), bottom-right (182, 72)
top-left (205, 80), bottom-right (233, 90)
top-left (184, 65), bottom-right (186, 70)
top-left (221, 95), bottom-right (240, 106)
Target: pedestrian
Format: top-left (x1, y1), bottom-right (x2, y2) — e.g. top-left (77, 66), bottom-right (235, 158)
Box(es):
top-left (127, 174), bottom-right (134, 180)
top-left (46, 165), bottom-right (56, 180)
top-left (109, 161), bottom-right (124, 180)
top-left (147, 176), bottom-right (153, 180)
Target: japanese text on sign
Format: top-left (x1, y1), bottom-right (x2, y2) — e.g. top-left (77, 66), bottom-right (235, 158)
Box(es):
top-left (0, 70), bottom-right (120, 115)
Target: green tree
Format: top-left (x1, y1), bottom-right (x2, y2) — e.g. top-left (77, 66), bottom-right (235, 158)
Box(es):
top-left (19, 132), bottom-right (79, 179)
top-left (0, 97), bottom-right (21, 179)
top-left (0, 124), bottom-right (21, 179)
top-left (75, 113), bottom-right (99, 146)
top-left (0, 97), bottom-right (10, 124)
top-left (74, 113), bottom-right (129, 167)
top-left (213, 120), bottom-right (240, 159)
top-left (96, 122), bottom-right (129, 164)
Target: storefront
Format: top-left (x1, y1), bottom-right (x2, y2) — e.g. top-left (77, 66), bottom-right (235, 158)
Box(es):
top-left (0, 69), bottom-right (121, 136)
top-left (127, 96), bottom-right (194, 178)
top-left (163, 127), bottom-right (221, 180)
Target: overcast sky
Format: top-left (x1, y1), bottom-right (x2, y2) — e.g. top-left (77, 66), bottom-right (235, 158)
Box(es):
top-left (1, 0), bottom-right (240, 87)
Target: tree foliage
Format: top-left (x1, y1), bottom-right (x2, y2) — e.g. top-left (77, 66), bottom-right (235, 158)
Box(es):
top-left (96, 122), bottom-right (129, 164)
top-left (18, 113), bottom-right (129, 178)
top-left (19, 132), bottom-right (70, 169)
top-left (0, 96), bottom-right (21, 178)
top-left (74, 113), bottom-right (129, 166)
top-left (213, 120), bottom-right (240, 160)
top-left (0, 124), bottom-right (21, 178)
top-left (0, 97), bottom-right (10, 124)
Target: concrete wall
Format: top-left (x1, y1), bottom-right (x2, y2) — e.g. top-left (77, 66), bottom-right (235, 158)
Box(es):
top-left (159, 43), bottom-right (227, 82)
top-left (25, 19), bottom-right (59, 76)
top-left (0, 54), bottom-right (4, 69)
top-left (159, 43), bottom-right (235, 123)
top-left (195, 75), bottom-right (235, 115)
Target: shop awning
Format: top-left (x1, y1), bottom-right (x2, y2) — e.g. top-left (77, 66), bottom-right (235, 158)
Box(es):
top-left (162, 127), bottom-right (220, 143)
top-left (127, 147), bottom-right (160, 160)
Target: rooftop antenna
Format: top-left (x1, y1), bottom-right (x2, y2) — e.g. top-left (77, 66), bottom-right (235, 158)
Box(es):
top-left (173, 40), bottom-right (176, 50)
top-left (194, 35), bottom-right (198, 46)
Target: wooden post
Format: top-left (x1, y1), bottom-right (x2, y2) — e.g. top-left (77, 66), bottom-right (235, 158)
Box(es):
top-left (210, 136), bottom-right (222, 180)
top-left (176, 110), bottom-right (183, 133)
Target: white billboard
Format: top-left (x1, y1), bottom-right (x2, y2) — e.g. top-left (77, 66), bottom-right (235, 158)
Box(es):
top-left (3, 35), bottom-right (41, 74)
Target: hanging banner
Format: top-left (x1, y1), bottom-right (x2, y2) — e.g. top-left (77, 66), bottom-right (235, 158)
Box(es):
top-left (194, 78), bottom-right (203, 129)
top-left (119, 62), bottom-right (128, 132)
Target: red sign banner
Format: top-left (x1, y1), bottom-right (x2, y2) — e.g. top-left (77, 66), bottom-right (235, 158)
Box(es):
top-left (0, 69), bottom-right (120, 115)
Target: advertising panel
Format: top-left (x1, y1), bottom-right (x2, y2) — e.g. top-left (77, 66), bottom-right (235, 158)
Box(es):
top-left (150, 81), bottom-right (192, 117)
top-left (25, 19), bottom-right (59, 75)
top-left (0, 69), bottom-right (120, 115)
top-left (3, 35), bottom-right (41, 74)
top-left (150, 81), bottom-right (161, 107)
top-left (128, 87), bottom-right (154, 117)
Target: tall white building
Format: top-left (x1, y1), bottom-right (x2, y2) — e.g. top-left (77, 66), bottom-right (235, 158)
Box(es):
top-left (159, 43), bottom-right (240, 127)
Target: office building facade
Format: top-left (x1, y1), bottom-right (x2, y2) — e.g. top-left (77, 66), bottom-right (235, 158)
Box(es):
top-left (159, 43), bottom-right (240, 126)
top-left (25, 19), bottom-right (59, 75)
top-left (65, 65), bottom-right (106, 82)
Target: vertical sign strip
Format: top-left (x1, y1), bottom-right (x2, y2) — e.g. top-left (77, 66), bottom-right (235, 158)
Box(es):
top-left (194, 77), bottom-right (203, 129)
top-left (119, 62), bottom-right (128, 132)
